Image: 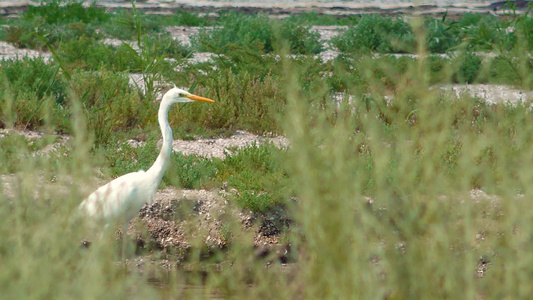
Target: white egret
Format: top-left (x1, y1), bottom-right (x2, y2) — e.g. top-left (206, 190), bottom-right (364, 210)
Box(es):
top-left (79, 87), bottom-right (214, 238)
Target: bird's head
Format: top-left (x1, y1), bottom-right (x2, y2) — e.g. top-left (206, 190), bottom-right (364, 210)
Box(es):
top-left (163, 87), bottom-right (215, 104)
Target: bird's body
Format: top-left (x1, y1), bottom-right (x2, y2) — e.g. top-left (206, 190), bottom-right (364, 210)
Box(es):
top-left (79, 87), bottom-right (214, 226)
top-left (79, 170), bottom-right (156, 222)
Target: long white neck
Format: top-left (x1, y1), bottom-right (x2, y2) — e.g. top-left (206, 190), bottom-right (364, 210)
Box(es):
top-left (147, 98), bottom-right (173, 183)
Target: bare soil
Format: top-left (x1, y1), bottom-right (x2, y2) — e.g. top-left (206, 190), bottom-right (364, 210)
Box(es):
top-left (130, 187), bottom-right (291, 261)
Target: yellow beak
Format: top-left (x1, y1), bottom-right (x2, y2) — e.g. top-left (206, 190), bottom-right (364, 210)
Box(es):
top-left (186, 94), bottom-right (215, 103)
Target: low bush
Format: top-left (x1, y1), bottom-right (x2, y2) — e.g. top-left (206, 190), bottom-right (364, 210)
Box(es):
top-left (142, 33), bottom-right (193, 60)
top-left (2, 18), bottom-right (101, 50)
top-left (193, 12), bottom-right (322, 55)
top-left (102, 9), bottom-right (162, 41)
top-left (174, 69), bottom-right (285, 135)
top-left (68, 70), bottom-right (153, 146)
top-left (23, 0), bottom-right (109, 25)
top-left (330, 15), bottom-right (415, 54)
top-left (215, 143), bottom-right (289, 212)
top-left (0, 58), bottom-right (68, 129)
top-left (425, 17), bottom-right (460, 53)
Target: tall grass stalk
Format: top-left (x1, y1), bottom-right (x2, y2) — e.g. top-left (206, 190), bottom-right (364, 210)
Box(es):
top-left (280, 20), bottom-right (533, 298)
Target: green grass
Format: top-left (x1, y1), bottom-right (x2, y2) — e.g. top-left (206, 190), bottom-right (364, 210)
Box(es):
top-left (68, 70), bottom-right (154, 146)
top-left (215, 142), bottom-right (289, 212)
top-left (100, 9), bottom-right (163, 41)
top-left (3, 4), bottom-right (533, 299)
top-left (329, 13), bottom-right (533, 54)
top-left (24, 0), bottom-right (109, 25)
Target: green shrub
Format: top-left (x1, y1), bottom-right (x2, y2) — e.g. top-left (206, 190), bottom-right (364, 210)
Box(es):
top-left (453, 53), bottom-right (483, 83)
top-left (2, 19), bottom-right (46, 49)
top-left (0, 133), bottom-right (60, 173)
top-left (55, 36), bottom-right (179, 73)
top-left (24, 1), bottom-right (109, 25)
top-left (2, 17), bottom-right (102, 50)
top-left (514, 15), bottom-right (533, 51)
top-left (103, 9), bottom-right (162, 40)
top-left (487, 55), bottom-right (522, 86)
top-left (282, 51), bottom-right (533, 295)
top-left (330, 52), bottom-right (532, 92)
top-left (1, 0), bottom-right (106, 49)
top-left (0, 134), bottom-right (33, 173)
top-left (168, 152), bottom-right (217, 189)
top-left (172, 69), bottom-right (284, 135)
top-left (216, 143), bottom-right (290, 212)
top-left (328, 55), bottom-right (415, 95)
top-left (278, 19), bottom-right (322, 54)
top-left (193, 13), bottom-right (272, 54)
top-left (193, 12), bottom-right (322, 55)
top-left (69, 70), bottom-right (153, 146)
top-left (330, 15), bottom-right (415, 54)
top-left (0, 58), bottom-right (69, 130)
top-left (0, 57), bottom-right (66, 103)
top-left (56, 36), bottom-right (121, 71)
top-left (142, 33), bottom-right (193, 60)
top-left (104, 138), bottom-right (161, 179)
top-left (457, 17), bottom-right (516, 52)
top-left (455, 12), bottom-right (493, 27)
top-left (425, 17), bottom-right (460, 53)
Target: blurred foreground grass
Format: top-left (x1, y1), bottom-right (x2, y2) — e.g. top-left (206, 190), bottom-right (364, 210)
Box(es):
top-left (1, 2), bottom-right (533, 298)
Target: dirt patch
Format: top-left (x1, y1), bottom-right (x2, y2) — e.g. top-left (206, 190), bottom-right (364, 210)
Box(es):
top-left (438, 84), bottom-right (533, 105)
top-left (169, 130), bottom-right (289, 159)
top-left (127, 187), bottom-right (291, 262)
top-left (166, 26), bottom-right (212, 46)
top-left (0, 41), bottom-right (51, 61)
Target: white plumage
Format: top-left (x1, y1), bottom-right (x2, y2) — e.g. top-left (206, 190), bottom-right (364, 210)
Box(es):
top-left (79, 87), bottom-right (215, 225)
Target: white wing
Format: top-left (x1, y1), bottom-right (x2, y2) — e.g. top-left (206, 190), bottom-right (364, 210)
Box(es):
top-left (79, 171), bottom-right (149, 222)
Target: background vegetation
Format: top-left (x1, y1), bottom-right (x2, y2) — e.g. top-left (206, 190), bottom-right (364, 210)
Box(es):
top-left (1, 0), bottom-right (533, 298)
